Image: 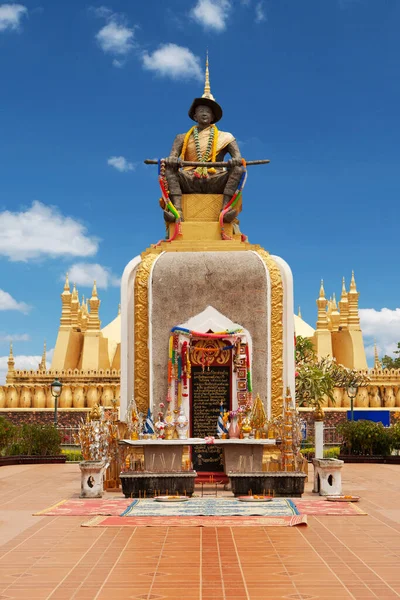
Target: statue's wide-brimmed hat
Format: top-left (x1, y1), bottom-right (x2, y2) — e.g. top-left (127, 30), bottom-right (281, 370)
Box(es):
top-left (188, 54), bottom-right (222, 124)
top-left (188, 97), bottom-right (223, 124)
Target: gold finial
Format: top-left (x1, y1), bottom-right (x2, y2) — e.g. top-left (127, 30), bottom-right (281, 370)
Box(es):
top-left (118, 303), bottom-right (121, 316)
top-left (319, 279), bottom-right (325, 299)
top-left (89, 403), bottom-right (102, 421)
top-left (350, 270), bottom-right (357, 292)
top-left (202, 51), bottom-right (215, 101)
top-left (64, 272), bottom-right (70, 292)
top-left (81, 294), bottom-right (85, 306)
top-left (298, 306), bottom-right (302, 319)
top-left (39, 340), bottom-right (47, 370)
top-left (374, 340), bottom-right (381, 369)
top-left (6, 342), bottom-right (15, 383)
top-left (91, 280), bottom-right (98, 298)
top-left (332, 292), bottom-right (338, 310)
top-left (341, 276), bottom-right (347, 298)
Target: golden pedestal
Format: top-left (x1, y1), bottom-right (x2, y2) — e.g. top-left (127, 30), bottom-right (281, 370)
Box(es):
top-left (168, 193), bottom-right (242, 242)
top-left (182, 193), bottom-right (223, 222)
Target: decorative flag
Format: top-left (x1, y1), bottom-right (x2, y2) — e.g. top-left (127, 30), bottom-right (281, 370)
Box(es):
top-left (144, 408), bottom-right (155, 435)
top-left (217, 402), bottom-right (228, 438)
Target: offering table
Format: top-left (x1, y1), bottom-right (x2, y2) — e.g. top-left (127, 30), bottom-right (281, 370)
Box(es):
top-left (120, 438), bottom-right (204, 471)
top-left (213, 438), bottom-right (277, 473)
top-left (119, 438), bottom-right (204, 498)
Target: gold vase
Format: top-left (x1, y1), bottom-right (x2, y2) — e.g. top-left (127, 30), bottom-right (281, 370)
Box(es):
top-left (313, 406), bottom-right (325, 422)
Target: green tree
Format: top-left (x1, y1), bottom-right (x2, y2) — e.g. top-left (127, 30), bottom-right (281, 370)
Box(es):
top-left (381, 342), bottom-right (400, 370)
top-left (295, 336), bottom-right (370, 410)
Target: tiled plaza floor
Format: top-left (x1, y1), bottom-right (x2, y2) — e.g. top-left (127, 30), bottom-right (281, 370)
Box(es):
top-left (1, 463), bottom-right (400, 599)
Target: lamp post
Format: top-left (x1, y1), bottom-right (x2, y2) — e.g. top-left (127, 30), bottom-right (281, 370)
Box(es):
top-left (50, 378), bottom-right (63, 427)
top-left (347, 385), bottom-right (357, 421)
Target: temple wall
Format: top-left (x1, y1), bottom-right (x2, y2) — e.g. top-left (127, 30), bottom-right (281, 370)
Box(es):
top-left (0, 371), bottom-right (120, 409)
top-left (4, 368), bottom-right (400, 411)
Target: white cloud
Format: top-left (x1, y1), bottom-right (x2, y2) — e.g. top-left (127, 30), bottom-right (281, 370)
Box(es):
top-left (0, 333), bottom-right (30, 342)
top-left (67, 263), bottom-right (120, 290)
top-left (255, 1), bottom-right (266, 23)
top-left (360, 308), bottom-right (400, 361)
top-left (107, 156), bottom-right (135, 172)
top-left (191, 0), bottom-right (231, 32)
top-left (94, 8), bottom-right (134, 65)
top-left (0, 289), bottom-right (30, 313)
top-left (142, 44), bottom-right (202, 81)
top-left (0, 201), bottom-right (98, 261)
top-left (0, 348), bottom-right (54, 384)
top-left (0, 3), bottom-right (27, 32)
top-left (96, 21), bottom-right (134, 55)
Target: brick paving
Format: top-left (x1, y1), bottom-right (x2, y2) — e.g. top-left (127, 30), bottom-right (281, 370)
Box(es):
top-left (1, 463), bottom-right (400, 599)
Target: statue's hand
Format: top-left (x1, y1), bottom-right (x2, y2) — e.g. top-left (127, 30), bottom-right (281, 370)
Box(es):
top-left (165, 156), bottom-right (181, 169)
top-left (223, 209), bottom-right (237, 223)
top-left (228, 158), bottom-right (243, 168)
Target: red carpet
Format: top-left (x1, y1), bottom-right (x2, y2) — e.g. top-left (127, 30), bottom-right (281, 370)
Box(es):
top-left (294, 499), bottom-right (366, 515)
top-left (82, 514), bottom-right (308, 527)
top-left (34, 498), bottom-right (131, 516)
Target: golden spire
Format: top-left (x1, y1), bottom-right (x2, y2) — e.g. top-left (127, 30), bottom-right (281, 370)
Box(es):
top-left (350, 270), bottom-right (357, 292)
top-left (6, 342), bottom-right (15, 383)
top-left (298, 306), bottom-right (302, 319)
top-left (347, 270), bottom-right (360, 330)
top-left (8, 342), bottom-right (14, 362)
top-left (341, 276), bottom-right (347, 299)
top-left (87, 280), bottom-right (101, 331)
top-left (202, 51), bottom-right (215, 101)
top-left (316, 279), bottom-right (329, 331)
top-left (374, 340), bottom-right (382, 369)
top-left (338, 276), bottom-right (349, 330)
top-left (60, 273), bottom-right (72, 329)
top-left (330, 293), bottom-right (340, 332)
top-left (39, 340), bottom-right (47, 370)
top-left (70, 283), bottom-right (79, 329)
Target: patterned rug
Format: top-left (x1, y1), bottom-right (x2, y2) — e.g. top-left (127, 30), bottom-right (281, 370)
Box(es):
top-left (34, 498), bottom-right (131, 516)
top-left (294, 499), bottom-right (366, 516)
top-left (82, 515), bottom-right (307, 527)
top-left (34, 497), bottom-right (366, 518)
top-left (120, 497), bottom-right (299, 517)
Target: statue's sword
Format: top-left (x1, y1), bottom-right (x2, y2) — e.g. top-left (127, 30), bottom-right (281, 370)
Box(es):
top-left (144, 159), bottom-right (270, 167)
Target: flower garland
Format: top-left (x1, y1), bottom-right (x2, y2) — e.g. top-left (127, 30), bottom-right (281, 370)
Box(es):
top-left (220, 158), bottom-right (248, 240)
top-left (166, 326), bottom-right (252, 418)
top-left (180, 125), bottom-right (219, 178)
top-left (171, 326), bottom-right (243, 338)
top-left (153, 159), bottom-right (182, 247)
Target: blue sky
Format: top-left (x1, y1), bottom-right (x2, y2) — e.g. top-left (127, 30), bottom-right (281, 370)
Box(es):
top-left (0, 0), bottom-right (399, 380)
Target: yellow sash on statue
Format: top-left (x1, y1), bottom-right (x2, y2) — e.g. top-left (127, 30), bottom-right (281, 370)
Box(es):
top-left (183, 126), bottom-right (235, 173)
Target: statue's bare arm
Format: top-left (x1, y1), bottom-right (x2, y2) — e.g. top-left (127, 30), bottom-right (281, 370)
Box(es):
top-left (166, 134), bottom-right (185, 168)
top-left (218, 140), bottom-right (243, 167)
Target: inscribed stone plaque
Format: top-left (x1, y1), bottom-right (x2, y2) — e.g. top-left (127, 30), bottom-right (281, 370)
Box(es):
top-left (191, 366), bottom-right (231, 472)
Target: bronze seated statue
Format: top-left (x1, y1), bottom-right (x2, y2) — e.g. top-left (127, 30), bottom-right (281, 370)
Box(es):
top-left (162, 60), bottom-right (245, 227)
